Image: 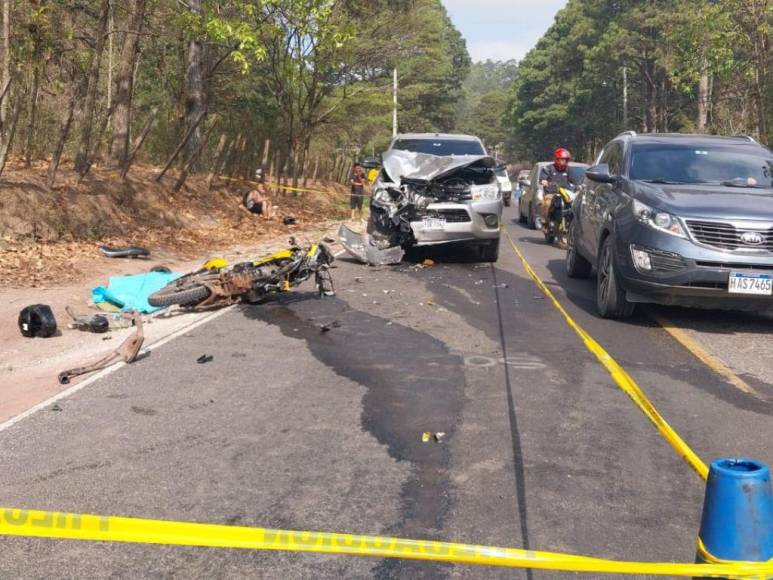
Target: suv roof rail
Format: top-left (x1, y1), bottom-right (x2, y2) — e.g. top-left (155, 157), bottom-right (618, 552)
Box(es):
top-left (616, 130), bottom-right (637, 138)
top-left (735, 134), bottom-right (758, 143)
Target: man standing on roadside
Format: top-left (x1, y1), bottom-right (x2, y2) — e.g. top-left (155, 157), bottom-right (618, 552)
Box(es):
top-left (350, 161), bottom-right (366, 221)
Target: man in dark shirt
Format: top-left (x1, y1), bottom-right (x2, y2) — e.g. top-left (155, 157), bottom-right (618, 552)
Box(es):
top-left (350, 162), bottom-right (366, 221)
top-left (539, 148), bottom-right (571, 227)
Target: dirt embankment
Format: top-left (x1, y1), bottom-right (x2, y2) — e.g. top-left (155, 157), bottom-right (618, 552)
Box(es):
top-left (0, 158), bottom-right (349, 288)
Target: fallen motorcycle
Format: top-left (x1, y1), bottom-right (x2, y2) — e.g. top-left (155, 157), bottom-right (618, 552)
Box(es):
top-left (147, 240), bottom-right (335, 308)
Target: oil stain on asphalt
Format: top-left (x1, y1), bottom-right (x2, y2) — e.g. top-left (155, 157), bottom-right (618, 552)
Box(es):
top-left (243, 296), bottom-right (465, 579)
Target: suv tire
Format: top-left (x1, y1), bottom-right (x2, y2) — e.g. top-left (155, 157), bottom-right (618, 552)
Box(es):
top-left (596, 236), bottom-right (634, 319)
top-left (527, 201), bottom-right (537, 230)
top-left (566, 223), bottom-right (592, 278)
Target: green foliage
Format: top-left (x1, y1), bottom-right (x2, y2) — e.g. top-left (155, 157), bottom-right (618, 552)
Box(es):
top-left (506, 0), bottom-right (773, 161)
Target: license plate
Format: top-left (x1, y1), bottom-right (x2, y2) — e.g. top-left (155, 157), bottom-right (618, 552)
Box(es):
top-left (422, 217), bottom-right (446, 231)
top-left (728, 271), bottom-right (773, 295)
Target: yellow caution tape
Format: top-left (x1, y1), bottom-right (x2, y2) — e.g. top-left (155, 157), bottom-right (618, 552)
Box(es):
top-left (1, 507), bottom-right (772, 577)
top-left (220, 175), bottom-right (368, 198)
top-left (503, 230), bottom-right (709, 481)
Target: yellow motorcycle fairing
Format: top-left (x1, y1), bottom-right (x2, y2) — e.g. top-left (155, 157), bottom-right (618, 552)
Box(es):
top-left (306, 244), bottom-right (319, 257)
top-left (253, 248), bottom-right (294, 267)
top-left (558, 187), bottom-right (573, 204)
top-left (203, 257), bottom-right (230, 270)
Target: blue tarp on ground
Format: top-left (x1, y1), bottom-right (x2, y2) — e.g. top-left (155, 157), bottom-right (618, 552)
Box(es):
top-left (91, 271), bottom-right (181, 313)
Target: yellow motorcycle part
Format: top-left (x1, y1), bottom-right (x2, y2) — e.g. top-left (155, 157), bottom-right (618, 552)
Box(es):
top-left (282, 279), bottom-right (291, 291)
top-left (203, 257), bottom-right (230, 270)
top-left (253, 249), bottom-right (294, 267)
top-left (558, 187), bottom-right (573, 204)
top-left (306, 244), bottom-right (319, 257)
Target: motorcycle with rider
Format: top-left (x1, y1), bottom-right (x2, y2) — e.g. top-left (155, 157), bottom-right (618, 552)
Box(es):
top-left (539, 148), bottom-right (578, 247)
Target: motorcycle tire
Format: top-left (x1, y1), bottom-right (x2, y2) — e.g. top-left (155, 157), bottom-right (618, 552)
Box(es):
top-left (148, 284), bottom-right (211, 307)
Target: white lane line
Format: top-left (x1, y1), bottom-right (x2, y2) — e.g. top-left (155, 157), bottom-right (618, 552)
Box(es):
top-left (0, 307), bottom-right (234, 434)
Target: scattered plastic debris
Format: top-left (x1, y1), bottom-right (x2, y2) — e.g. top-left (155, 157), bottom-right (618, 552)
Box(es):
top-left (422, 431), bottom-right (446, 443)
top-left (66, 307), bottom-right (110, 333)
top-left (197, 354), bottom-right (214, 364)
top-left (51, 403), bottom-right (62, 412)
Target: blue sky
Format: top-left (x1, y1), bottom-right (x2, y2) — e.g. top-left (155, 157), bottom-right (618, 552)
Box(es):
top-left (442, 0), bottom-right (568, 62)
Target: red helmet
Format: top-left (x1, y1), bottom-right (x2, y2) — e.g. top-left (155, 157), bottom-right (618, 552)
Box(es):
top-left (554, 148), bottom-right (571, 170)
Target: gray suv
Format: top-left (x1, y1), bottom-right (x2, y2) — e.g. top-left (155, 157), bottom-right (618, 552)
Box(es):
top-left (567, 131), bottom-right (773, 318)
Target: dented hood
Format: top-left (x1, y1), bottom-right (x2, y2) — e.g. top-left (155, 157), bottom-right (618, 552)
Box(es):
top-left (382, 150), bottom-right (496, 184)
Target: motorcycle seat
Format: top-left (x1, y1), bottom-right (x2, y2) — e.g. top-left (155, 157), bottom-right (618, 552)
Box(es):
top-left (99, 245), bottom-right (150, 258)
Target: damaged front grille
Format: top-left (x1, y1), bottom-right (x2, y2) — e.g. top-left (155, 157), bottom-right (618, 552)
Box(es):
top-left (425, 209), bottom-right (471, 223)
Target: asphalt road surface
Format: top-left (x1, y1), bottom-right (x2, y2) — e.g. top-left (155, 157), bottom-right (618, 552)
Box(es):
top-left (1, 205), bottom-right (772, 579)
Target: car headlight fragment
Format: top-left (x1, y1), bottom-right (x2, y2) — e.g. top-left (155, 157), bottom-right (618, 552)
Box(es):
top-left (471, 183), bottom-right (501, 201)
top-left (632, 199), bottom-right (686, 238)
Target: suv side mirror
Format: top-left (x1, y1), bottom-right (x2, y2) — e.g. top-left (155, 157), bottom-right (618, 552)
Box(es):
top-left (586, 164), bottom-right (617, 184)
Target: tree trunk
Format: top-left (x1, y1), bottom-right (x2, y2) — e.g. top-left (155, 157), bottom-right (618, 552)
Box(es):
top-left (24, 60), bottom-right (40, 167)
top-left (174, 121), bottom-right (215, 192)
top-left (0, 91), bottom-right (22, 177)
top-left (155, 109), bottom-right (206, 182)
top-left (109, 0), bottom-right (147, 167)
top-left (74, 0), bottom-right (111, 175)
top-left (750, 0), bottom-right (769, 143)
top-left (47, 89), bottom-right (79, 189)
top-left (261, 138), bottom-right (270, 170)
top-left (183, 0), bottom-right (205, 172)
top-left (120, 106), bottom-right (158, 178)
top-left (1, 0), bottom-right (9, 129)
top-left (697, 51), bottom-right (710, 132)
top-left (206, 132), bottom-right (228, 190)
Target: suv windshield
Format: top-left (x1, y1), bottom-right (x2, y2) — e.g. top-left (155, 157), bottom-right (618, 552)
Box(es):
top-left (392, 138), bottom-right (485, 156)
top-left (630, 143), bottom-right (773, 188)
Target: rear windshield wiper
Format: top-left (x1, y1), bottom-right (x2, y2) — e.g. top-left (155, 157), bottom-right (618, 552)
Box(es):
top-left (641, 178), bottom-right (686, 184)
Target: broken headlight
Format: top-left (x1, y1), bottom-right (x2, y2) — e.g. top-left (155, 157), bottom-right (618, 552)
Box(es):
top-left (470, 183), bottom-right (501, 201)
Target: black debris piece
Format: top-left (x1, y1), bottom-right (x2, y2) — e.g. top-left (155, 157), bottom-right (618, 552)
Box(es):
top-left (197, 354), bottom-right (214, 364)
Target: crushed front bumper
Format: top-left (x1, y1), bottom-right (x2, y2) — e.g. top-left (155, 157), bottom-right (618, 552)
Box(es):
top-left (410, 201), bottom-right (501, 246)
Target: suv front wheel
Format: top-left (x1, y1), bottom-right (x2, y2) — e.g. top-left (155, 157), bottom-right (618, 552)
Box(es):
top-left (596, 236), bottom-right (634, 319)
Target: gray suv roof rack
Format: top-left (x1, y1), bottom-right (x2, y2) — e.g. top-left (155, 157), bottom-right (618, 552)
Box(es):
top-left (735, 135), bottom-right (758, 143)
top-left (616, 130), bottom-right (637, 138)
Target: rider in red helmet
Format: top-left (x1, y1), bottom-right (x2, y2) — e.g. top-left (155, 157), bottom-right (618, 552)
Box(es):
top-left (539, 148), bottom-right (572, 227)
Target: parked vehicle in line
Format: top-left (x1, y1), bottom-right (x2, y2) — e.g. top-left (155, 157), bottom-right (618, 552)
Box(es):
top-left (567, 131), bottom-right (773, 318)
top-left (514, 169), bottom-right (531, 203)
top-left (148, 240), bottom-right (335, 308)
top-left (494, 165), bottom-right (513, 207)
top-left (518, 161), bottom-right (588, 229)
top-left (347, 133), bottom-right (502, 263)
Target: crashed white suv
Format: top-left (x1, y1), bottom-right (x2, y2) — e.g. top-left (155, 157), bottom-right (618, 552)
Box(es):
top-left (352, 133), bottom-right (502, 263)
